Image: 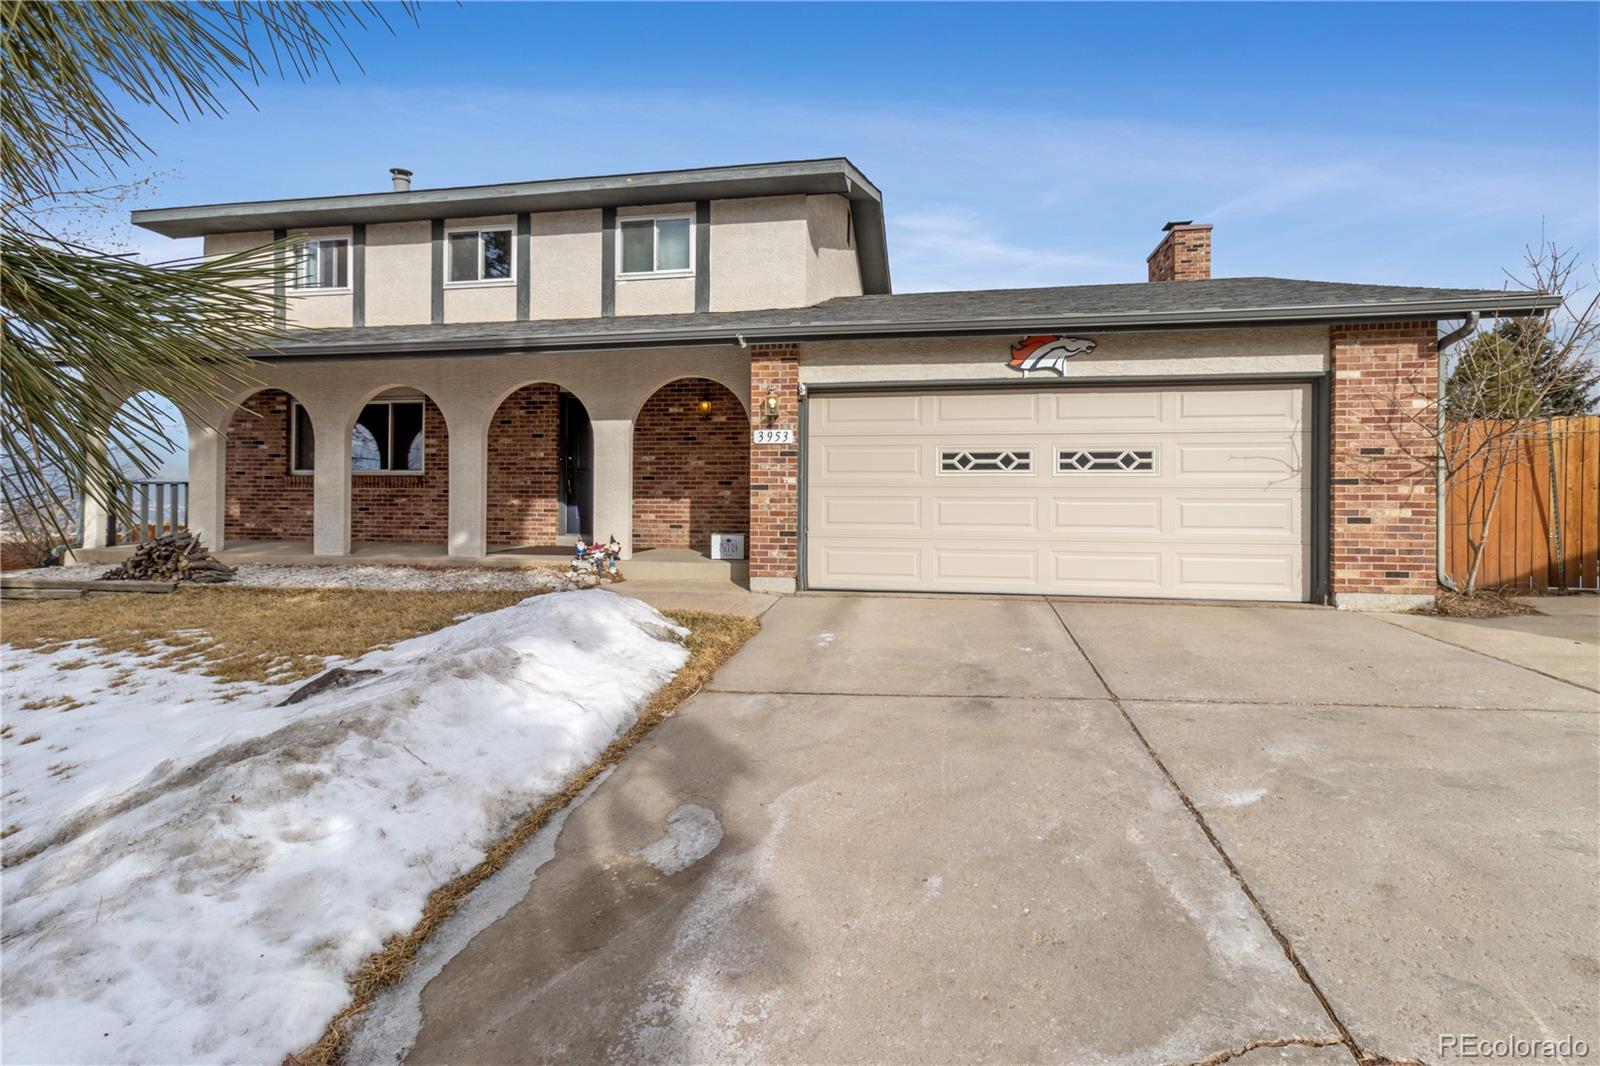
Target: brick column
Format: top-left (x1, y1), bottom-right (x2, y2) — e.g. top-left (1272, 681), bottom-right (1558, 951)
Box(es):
top-left (748, 343), bottom-right (800, 593)
top-left (1329, 321), bottom-right (1438, 610)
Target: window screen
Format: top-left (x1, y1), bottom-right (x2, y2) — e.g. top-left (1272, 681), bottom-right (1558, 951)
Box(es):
top-left (448, 228), bottom-right (514, 283)
top-left (618, 216), bottom-right (692, 273)
top-left (296, 239), bottom-right (348, 289)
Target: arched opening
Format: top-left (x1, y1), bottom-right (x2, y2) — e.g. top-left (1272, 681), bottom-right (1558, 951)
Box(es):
top-left (107, 390), bottom-right (191, 543)
top-left (486, 383), bottom-right (592, 548)
top-left (224, 388), bottom-right (313, 543)
top-left (632, 377), bottom-right (749, 555)
top-left (349, 387), bottom-right (449, 545)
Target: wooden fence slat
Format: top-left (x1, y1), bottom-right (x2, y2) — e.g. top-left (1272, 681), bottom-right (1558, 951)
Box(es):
top-left (1446, 415), bottom-right (1600, 591)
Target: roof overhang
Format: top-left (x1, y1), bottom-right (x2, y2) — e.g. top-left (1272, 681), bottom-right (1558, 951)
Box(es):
top-left (131, 157), bottom-right (892, 294)
top-left (259, 291), bottom-right (1562, 360)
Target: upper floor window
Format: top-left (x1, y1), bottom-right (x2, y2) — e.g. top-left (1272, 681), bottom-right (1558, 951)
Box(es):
top-left (447, 226), bottom-right (513, 285)
top-left (618, 215), bottom-right (692, 276)
top-left (294, 238), bottom-right (349, 291)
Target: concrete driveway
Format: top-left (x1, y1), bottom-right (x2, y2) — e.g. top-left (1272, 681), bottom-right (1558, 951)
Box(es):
top-left (349, 594), bottom-right (1599, 1066)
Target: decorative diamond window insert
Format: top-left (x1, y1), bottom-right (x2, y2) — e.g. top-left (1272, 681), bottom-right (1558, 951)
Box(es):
top-left (1057, 448), bottom-right (1156, 474)
top-left (939, 448), bottom-right (1034, 473)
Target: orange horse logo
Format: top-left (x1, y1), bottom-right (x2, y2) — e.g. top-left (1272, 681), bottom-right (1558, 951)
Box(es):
top-left (1007, 335), bottom-right (1096, 376)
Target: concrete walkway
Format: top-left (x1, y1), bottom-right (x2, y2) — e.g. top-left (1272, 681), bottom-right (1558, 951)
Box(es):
top-left (348, 595), bottom-right (1599, 1066)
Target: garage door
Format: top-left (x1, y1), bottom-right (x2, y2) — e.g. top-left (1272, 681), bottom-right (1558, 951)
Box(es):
top-left (804, 383), bottom-right (1313, 601)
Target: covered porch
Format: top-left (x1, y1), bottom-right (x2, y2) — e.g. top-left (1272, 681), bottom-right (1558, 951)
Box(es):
top-left (82, 345), bottom-right (755, 583)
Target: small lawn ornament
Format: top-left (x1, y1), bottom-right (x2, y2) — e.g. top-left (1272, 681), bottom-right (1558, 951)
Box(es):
top-left (569, 535), bottom-right (622, 581)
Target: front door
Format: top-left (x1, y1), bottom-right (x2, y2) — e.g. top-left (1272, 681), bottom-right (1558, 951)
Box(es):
top-left (559, 392), bottom-right (593, 538)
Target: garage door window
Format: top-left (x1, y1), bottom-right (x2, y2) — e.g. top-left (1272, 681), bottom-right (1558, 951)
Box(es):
top-left (939, 448), bottom-right (1034, 474)
top-left (1057, 447), bottom-right (1157, 474)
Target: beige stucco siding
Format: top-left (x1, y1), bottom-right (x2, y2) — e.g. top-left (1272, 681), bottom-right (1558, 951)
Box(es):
top-left (443, 284), bottom-right (515, 322)
top-left (709, 195), bottom-right (809, 312)
top-left (203, 231), bottom-right (273, 259)
top-left (800, 327), bottom-right (1330, 385)
top-left (365, 221), bottom-right (431, 326)
top-left (615, 275), bottom-right (695, 315)
top-left (530, 209), bottom-right (602, 319)
top-left (805, 195), bottom-right (862, 305)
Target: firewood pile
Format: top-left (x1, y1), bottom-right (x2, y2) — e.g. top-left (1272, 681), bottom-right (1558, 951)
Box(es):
top-left (102, 531), bottom-right (236, 584)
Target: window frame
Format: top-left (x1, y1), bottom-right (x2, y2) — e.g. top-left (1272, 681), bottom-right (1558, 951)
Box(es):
top-left (293, 399), bottom-right (427, 476)
top-left (443, 225), bottom-right (516, 287)
top-left (290, 236), bottom-right (352, 294)
top-left (615, 212), bottom-right (696, 278)
top-left (289, 401), bottom-right (316, 475)
top-left (1053, 446), bottom-right (1160, 477)
top-left (935, 446), bottom-right (1038, 477)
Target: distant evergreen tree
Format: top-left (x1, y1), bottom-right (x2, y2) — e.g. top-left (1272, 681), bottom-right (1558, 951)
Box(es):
top-left (1446, 317), bottom-right (1600, 418)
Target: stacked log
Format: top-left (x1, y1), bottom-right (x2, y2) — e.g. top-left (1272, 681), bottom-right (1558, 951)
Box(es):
top-left (102, 531), bottom-right (236, 584)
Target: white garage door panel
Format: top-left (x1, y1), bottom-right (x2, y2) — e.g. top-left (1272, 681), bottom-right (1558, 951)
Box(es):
top-left (806, 383), bottom-right (1313, 602)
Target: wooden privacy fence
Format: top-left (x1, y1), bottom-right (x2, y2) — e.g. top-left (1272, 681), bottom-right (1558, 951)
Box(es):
top-left (1445, 416), bottom-right (1600, 590)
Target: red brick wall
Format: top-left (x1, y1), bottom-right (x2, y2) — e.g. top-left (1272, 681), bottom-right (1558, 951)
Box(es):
top-left (225, 389), bottom-right (312, 540)
top-left (632, 378), bottom-right (749, 552)
top-left (1147, 224), bottom-right (1212, 282)
top-left (487, 383), bottom-right (560, 546)
top-left (748, 346), bottom-right (800, 580)
top-left (350, 397), bottom-right (449, 544)
top-left (1330, 321), bottom-right (1439, 598)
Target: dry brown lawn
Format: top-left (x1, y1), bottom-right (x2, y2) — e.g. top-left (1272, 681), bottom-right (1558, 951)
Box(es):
top-left (1, 586), bottom-right (532, 684)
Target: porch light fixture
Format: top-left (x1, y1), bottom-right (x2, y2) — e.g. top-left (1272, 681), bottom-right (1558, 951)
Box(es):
top-left (764, 390), bottom-right (780, 418)
top-left (697, 397), bottom-right (713, 420)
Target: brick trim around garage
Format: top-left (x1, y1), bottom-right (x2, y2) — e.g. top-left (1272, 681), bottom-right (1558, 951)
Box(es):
top-left (748, 343), bottom-right (800, 593)
top-left (1329, 320), bottom-right (1439, 608)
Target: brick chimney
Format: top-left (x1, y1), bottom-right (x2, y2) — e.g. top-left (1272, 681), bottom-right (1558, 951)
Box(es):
top-left (1147, 220), bottom-right (1212, 282)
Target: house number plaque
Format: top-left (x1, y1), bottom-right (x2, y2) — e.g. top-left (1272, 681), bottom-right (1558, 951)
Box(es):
top-left (752, 428), bottom-right (794, 444)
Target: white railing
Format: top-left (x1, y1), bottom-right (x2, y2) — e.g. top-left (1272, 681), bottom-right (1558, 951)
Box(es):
top-left (108, 479), bottom-right (189, 544)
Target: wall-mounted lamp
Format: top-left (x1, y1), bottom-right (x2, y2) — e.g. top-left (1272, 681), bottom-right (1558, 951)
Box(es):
top-left (764, 390), bottom-right (780, 419)
top-left (697, 397), bottom-right (713, 420)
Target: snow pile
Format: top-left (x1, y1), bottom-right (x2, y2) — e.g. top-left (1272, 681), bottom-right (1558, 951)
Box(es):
top-left (2, 650), bottom-right (290, 861)
top-left (1, 590), bottom-right (687, 1064)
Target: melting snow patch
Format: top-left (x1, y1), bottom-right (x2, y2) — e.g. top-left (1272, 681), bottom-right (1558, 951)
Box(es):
top-left (1, 590), bottom-right (687, 1065)
top-left (635, 804), bottom-right (724, 875)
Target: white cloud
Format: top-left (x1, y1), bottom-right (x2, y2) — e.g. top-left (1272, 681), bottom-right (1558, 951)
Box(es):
top-left (890, 207), bottom-right (1125, 292)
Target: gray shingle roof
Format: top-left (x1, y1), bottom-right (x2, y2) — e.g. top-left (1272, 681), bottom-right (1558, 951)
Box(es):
top-left (263, 276), bottom-right (1556, 357)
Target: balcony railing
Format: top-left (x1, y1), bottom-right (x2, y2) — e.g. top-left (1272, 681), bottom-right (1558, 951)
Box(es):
top-left (108, 479), bottom-right (189, 544)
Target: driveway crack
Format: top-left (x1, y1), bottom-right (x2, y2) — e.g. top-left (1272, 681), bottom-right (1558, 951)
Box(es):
top-left (1375, 615), bottom-right (1600, 695)
top-left (1050, 605), bottom-right (1364, 1065)
top-left (1169, 1035), bottom-right (1345, 1066)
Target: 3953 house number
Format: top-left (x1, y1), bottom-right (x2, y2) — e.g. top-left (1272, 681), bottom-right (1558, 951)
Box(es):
top-left (752, 428), bottom-right (794, 445)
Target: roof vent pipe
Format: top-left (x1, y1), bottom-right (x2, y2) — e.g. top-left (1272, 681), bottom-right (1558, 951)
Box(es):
top-left (389, 168), bottom-right (413, 192)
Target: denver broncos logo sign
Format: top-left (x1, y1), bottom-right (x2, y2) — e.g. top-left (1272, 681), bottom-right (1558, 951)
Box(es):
top-left (1007, 335), bottom-right (1096, 377)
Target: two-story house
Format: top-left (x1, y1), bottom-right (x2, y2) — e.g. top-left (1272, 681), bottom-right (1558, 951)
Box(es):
top-left (101, 158), bottom-right (1554, 607)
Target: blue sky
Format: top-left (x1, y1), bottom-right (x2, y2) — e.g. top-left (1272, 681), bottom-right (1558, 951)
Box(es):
top-left (106, 1), bottom-right (1597, 294)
